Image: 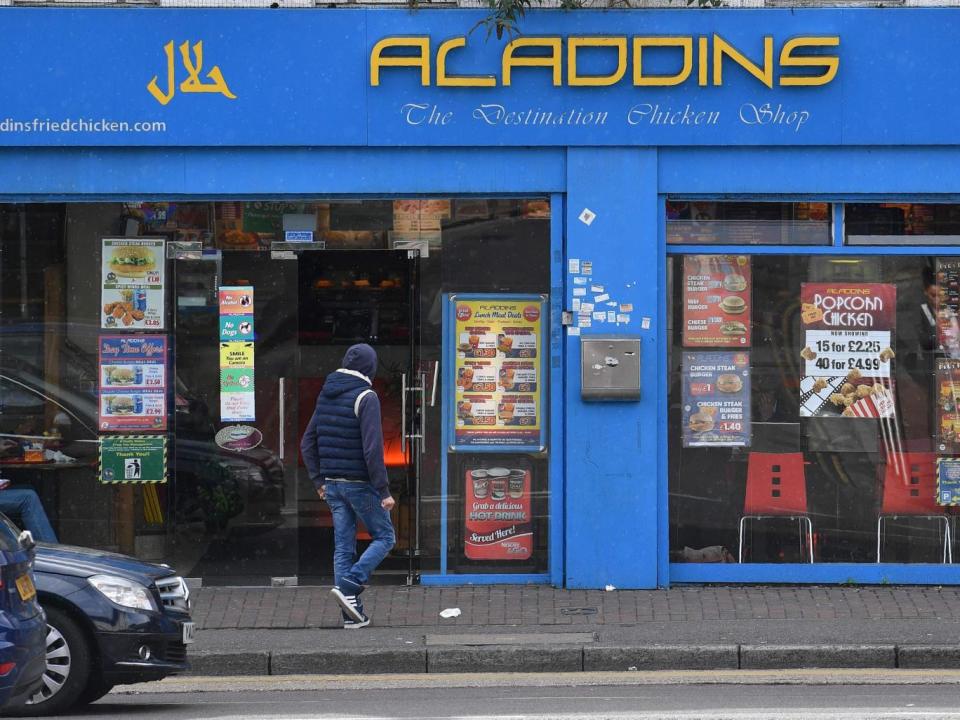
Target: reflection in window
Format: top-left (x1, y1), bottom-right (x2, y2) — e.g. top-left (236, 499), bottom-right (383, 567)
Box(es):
top-left (667, 201), bottom-right (831, 245)
top-left (846, 203), bottom-right (960, 245)
top-left (669, 253), bottom-right (956, 565)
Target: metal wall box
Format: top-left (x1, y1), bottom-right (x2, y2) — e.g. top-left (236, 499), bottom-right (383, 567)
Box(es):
top-left (581, 335), bottom-right (641, 401)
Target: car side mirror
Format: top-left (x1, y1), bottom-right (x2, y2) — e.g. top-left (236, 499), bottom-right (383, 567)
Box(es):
top-left (18, 529), bottom-right (35, 551)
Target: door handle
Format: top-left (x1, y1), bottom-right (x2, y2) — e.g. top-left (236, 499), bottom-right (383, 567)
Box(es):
top-left (419, 372), bottom-right (427, 455)
top-left (401, 372), bottom-right (408, 455)
top-left (278, 377), bottom-right (285, 461)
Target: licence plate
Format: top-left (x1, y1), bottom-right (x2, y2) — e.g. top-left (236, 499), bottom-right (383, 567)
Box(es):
top-left (181, 621), bottom-right (196, 644)
top-left (16, 574), bottom-right (36, 602)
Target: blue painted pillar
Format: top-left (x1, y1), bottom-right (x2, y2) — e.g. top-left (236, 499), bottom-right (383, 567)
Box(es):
top-left (564, 147), bottom-right (661, 589)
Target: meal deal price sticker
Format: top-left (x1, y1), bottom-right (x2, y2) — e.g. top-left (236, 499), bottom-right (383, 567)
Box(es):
top-left (681, 351), bottom-right (751, 447)
top-left (681, 255), bottom-right (751, 347)
top-left (101, 239), bottom-right (165, 330)
top-left (799, 283), bottom-right (897, 419)
top-left (452, 296), bottom-right (544, 449)
top-left (464, 465), bottom-right (533, 561)
top-left (98, 335), bottom-right (167, 431)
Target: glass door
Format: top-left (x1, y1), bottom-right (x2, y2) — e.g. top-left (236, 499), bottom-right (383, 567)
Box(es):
top-left (295, 249), bottom-right (421, 584)
top-left (171, 249), bottom-right (298, 584)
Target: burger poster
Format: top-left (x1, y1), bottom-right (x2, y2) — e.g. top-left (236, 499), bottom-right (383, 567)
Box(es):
top-left (451, 296), bottom-right (545, 449)
top-left (101, 239), bottom-right (165, 330)
top-left (681, 255), bottom-right (751, 347)
top-left (799, 283), bottom-right (897, 418)
top-left (98, 335), bottom-right (167, 431)
top-left (463, 465), bottom-right (533, 561)
top-left (681, 351), bottom-right (751, 447)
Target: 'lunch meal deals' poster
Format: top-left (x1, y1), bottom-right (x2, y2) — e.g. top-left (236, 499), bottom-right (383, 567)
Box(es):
top-left (682, 255), bottom-right (751, 347)
top-left (101, 239), bottom-right (165, 330)
top-left (936, 359), bottom-right (960, 453)
top-left (681, 351), bottom-right (751, 447)
top-left (98, 335), bottom-right (167, 431)
top-left (799, 283), bottom-right (897, 418)
top-left (219, 286), bottom-right (256, 423)
top-left (935, 259), bottom-right (960, 358)
top-left (451, 296), bottom-right (544, 449)
top-left (464, 464), bottom-right (533, 561)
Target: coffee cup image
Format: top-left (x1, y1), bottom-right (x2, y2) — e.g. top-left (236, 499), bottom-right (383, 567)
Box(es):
top-left (719, 296), bottom-right (746, 314)
top-left (457, 400), bottom-right (473, 419)
top-left (498, 334), bottom-right (513, 353)
top-left (499, 367), bottom-right (516, 389)
top-left (468, 334), bottom-right (480, 349)
top-left (498, 402), bottom-right (515, 421)
top-left (457, 367), bottom-right (474, 389)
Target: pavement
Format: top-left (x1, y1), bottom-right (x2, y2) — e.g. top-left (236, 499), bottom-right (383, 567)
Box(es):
top-left (184, 585), bottom-right (960, 676)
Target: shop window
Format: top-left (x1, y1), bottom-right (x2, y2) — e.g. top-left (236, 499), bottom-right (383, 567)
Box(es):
top-left (846, 203), bottom-right (960, 245)
top-left (668, 253), bottom-right (957, 565)
top-left (667, 201), bottom-right (832, 245)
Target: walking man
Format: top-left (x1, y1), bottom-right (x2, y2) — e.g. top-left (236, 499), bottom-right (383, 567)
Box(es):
top-left (300, 344), bottom-right (396, 629)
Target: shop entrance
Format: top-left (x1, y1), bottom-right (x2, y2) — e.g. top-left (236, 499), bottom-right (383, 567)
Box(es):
top-left (171, 247), bottom-right (424, 585)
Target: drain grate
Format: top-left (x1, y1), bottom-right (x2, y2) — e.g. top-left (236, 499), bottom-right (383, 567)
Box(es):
top-left (559, 607), bottom-right (598, 616)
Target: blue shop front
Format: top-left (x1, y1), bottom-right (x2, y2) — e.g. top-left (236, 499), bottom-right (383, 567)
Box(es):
top-left (2, 6), bottom-right (960, 587)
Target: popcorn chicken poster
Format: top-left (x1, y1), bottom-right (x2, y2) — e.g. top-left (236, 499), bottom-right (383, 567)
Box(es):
top-left (798, 283), bottom-right (896, 418)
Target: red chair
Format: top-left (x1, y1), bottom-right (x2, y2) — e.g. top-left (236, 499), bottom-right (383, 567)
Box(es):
top-left (739, 453), bottom-right (813, 563)
top-left (876, 453), bottom-right (952, 563)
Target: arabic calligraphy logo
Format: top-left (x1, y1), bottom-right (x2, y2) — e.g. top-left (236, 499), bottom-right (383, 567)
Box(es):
top-left (147, 41), bottom-right (237, 106)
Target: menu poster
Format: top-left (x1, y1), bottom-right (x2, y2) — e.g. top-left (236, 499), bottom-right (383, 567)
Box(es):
top-left (681, 255), bottom-right (751, 347)
top-left (393, 199), bottom-right (451, 232)
top-left (453, 297), bottom-right (543, 448)
top-left (935, 359), bottom-right (960, 453)
top-left (101, 239), bottom-right (165, 330)
top-left (98, 335), bottom-right (167, 431)
top-left (219, 286), bottom-right (256, 423)
top-left (681, 352), bottom-right (751, 447)
top-left (935, 259), bottom-right (960, 357)
top-left (464, 465), bottom-right (533, 561)
top-left (936, 457), bottom-right (960, 506)
top-left (799, 283), bottom-right (897, 418)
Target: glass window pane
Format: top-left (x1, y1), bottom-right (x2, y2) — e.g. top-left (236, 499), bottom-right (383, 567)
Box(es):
top-left (846, 203), bottom-right (960, 245)
top-left (667, 201), bottom-right (832, 245)
top-left (669, 252), bottom-right (954, 565)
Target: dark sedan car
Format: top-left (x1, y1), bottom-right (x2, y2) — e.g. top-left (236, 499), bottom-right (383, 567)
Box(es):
top-left (11, 540), bottom-right (193, 715)
top-left (0, 520), bottom-right (45, 711)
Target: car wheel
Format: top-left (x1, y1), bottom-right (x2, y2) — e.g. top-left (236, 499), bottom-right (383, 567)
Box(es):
top-left (20, 607), bottom-right (92, 716)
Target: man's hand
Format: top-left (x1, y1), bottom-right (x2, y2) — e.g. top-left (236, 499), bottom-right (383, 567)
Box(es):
top-left (316, 485), bottom-right (326, 500)
top-left (381, 495), bottom-right (396, 511)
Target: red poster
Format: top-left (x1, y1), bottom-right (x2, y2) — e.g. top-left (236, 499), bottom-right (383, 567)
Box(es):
top-left (464, 466), bottom-right (532, 561)
top-left (682, 255), bottom-right (751, 347)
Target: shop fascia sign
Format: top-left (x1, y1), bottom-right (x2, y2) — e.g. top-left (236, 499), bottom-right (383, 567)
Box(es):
top-left (369, 34), bottom-right (839, 89)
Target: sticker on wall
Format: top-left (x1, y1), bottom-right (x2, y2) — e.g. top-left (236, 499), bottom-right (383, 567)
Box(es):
top-left (99, 435), bottom-right (167, 484)
top-left (101, 238), bottom-right (166, 330)
top-left (98, 335), bottom-right (167, 431)
top-left (578, 208), bottom-right (597, 226)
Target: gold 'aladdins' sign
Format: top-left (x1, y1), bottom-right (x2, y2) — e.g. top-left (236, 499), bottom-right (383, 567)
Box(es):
top-left (369, 35), bottom-right (840, 89)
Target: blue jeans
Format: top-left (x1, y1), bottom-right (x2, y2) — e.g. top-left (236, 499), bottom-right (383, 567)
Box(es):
top-left (0, 489), bottom-right (58, 544)
top-left (324, 481), bottom-right (395, 588)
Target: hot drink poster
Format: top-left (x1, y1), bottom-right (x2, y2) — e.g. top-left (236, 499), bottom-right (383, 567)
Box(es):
top-left (936, 359), bottom-right (960, 453)
top-left (453, 297), bottom-right (543, 448)
top-left (98, 335), bottom-right (167, 431)
top-left (101, 239), bottom-right (165, 330)
top-left (681, 255), bottom-right (751, 347)
top-left (464, 465), bottom-right (532, 561)
top-left (799, 283), bottom-right (897, 418)
top-left (681, 352), bottom-right (751, 447)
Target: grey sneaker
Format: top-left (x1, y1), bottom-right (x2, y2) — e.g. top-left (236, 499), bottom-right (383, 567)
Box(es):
top-left (330, 586), bottom-right (364, 622)
top-left (343, 614), bottom-right (370, 629)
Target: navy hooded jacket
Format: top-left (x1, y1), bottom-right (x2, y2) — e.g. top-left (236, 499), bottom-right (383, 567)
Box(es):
top-left (299, 344), bottom-right (390, 499)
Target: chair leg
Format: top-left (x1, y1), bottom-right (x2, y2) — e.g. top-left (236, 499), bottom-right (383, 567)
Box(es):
top-left (803, 517), bottom-right (814, 563)
top-left (941, 516), bottom-right (953, 564)
top-left (738, 516), bottom-right (747, 563)
top-left (876, 516), bottom-right (883, 564)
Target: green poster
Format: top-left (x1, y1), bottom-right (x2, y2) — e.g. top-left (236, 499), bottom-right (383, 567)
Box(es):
top-left (100, 436), bottom-right (167, 484)
top-left (220, 368), bottom-right (255, 393)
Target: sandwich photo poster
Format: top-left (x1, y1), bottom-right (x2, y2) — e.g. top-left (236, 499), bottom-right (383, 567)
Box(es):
top-left (98, 335), bottom-right (167, 431)
top-left (681, 351), bottom-right (751, 447)
top-left (681, 255), bottom-right (751, 347)
top-left (101, 239), bottom-right (165, 330)
top-left (799, 283), bottom-right (897, 418)
top-left (450, 295), bottom-right (545, 450)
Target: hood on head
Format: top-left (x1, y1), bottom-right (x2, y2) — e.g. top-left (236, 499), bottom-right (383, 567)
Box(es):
top-left (342, 343), bottom-right (377, 380)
